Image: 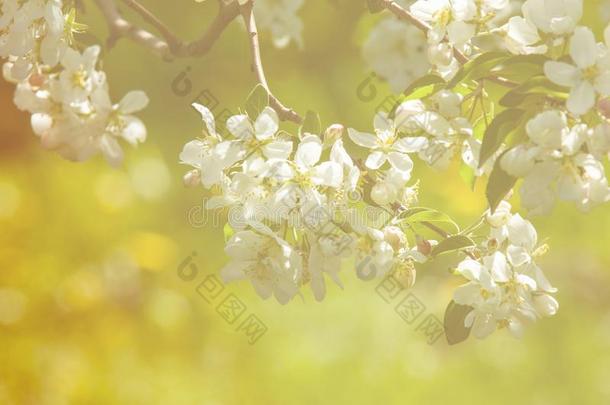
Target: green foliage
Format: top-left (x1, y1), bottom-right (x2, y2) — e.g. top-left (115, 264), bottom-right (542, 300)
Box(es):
top-left (448, 52), bottom-right (508, 88)
top-left (245, 84), bottom-right (269, 120)
top-left (431, 235), bottom-right (475, 257)
top-left (401, 207), bottom-right (460, 233)
top-left (300, 110), bottom-right (322, 137)
top-left (444, 301), bottom-right (473, 345)
top-left (486, 151), bottom-right (518, 213)
top-left (404, 74), bottom-right (446, 100)
top-left (479, 108), bottom-right (525, 168)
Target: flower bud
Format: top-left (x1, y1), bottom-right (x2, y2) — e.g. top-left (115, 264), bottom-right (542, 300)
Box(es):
top-left (29, 73), bottom-right (45, 88)
top-left (598, 98), bottom-right (610, 119)
top-left (370, 182), bottom-right (397, 206)
top-left (383, 226), bottom-right (406, 252)
top-left (393, 261), bottom-right (417, 289)
top-left (532, 294), bottom-right (559, 317)
top-left (428, 42), bottom-right (453, 67)
top-left (324, 124), bottom-right (344, 145)
top-left (416, 236), bottom-right (432, 256)
top-left (183, 169), bottom-right (201, 187)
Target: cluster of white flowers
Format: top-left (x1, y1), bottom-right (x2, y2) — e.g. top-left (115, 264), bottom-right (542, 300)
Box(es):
top-left (453, 201), bottom-right (558, 339)
top-left (253, 0), bottom-right (304, 49)
top-left (349, 89), bottom-right (495, 175)
top-left (503, 0), bottom-right (582, 55)
top-left (362, 17), bottom-right (430, 93)
top-left (544, 26), bottom-right (610, 116)
top-left (1, 0), bottom-right (148, 166)
top-left (363, 0), bottom-right (518, 91)
top-left (501, 110), bottom-right (610, 214)
top-left (180, 103), bottom-right (430, 303)
top-left (410, 0), bottom-right (509, 79)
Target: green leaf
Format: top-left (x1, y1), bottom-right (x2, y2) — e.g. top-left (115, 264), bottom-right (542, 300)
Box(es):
top-left (502, 54), bottom-right (550, 66)
top-left (366, 0), bottom-right (385, 13)
top-left (459, 164), bottom-right (477, 191)
top-left (245, 84), bottom-right (269, 120)
top-left (499, 91), bottom-right (546, 108)
top-left (492, 54), bottom-right (549, 81)
top-left (402, 208), bottom-right (460, 233)
top-left (404, 74), bottom-right (446, 100)
top-left (300, 110), bottom-right (321, 136)
top-left (486, 152), bottom-right (518, 213)
top-left (431, 235), bottom-right (475, 256)
top-left (479, 108), bottom-right (525, 168)
top-left (223, 223), bottom-right (235, 242)
top-left (448, 52), bottom-right (508, 88)
top-left (444, 301), bottom-right (473, 345)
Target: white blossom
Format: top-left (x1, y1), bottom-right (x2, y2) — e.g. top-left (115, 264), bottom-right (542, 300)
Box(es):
top-left (453, 206), bottom-right (558, 339)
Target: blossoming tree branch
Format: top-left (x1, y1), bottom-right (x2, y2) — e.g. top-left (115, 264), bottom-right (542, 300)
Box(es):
top-left (1, 0), bottom-right (608, 344)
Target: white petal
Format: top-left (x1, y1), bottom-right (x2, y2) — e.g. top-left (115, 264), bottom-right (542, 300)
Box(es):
top-left (295, 135), bottom-right (322, 168)
top-left (387, 152), bottom-right (413, 173)
top-left (393, 136), bottom-right (428, 153)
top-left (374, 112), bottom-right (393, 133)
top-left (365, 151), bottom-right (387, 170)
top-left (220, 261), bottom-right (249, 283)
top-left (570, 27), bottom-right (598, 69)
top-left (594, 71), bottom-right (610, 96)
top-left (347, 128), bottom-right (377, 148)
top-left (119, 91), bottom-right (149, 114)
top-left (227, 114), bottom-right (255, 139)
top-left (192, 103), bottom-right (217, 136)
top-left (456, 259), bottom-right (483, 281)
top-left (121, 116), bottom-right (147, 145)
top-left (262, 140), bottom-right (292, 159)
top-left (506, 245), bottom-right (530, 267)
top-left (179, 140), bottom-right (204, 166)
top-left (254, 106), bottom-right (279, 140)
top-left (543, 61), bottom-right (579, 87)
top-left (484, 251), bottom-right (509, 283)
top-left (567, 80), bottom-right (596, 116)
top-left (312, 161), bottom-right (343, 188)
top-left (507, 214), bottom-right (537, 251)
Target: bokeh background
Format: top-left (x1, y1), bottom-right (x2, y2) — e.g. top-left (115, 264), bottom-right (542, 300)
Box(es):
top-left (1, 1), bottom-right (610, 404)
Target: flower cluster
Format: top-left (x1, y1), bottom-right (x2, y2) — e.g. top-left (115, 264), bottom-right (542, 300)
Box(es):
top-left (544, 26), bottom-right (610, 116)
top-left (501, 110), bottom-right (610, 214)
top-left (181, 103), bottom-right (430, 303)
top-left (410, 0), bottom-right (510, 79)
top-left (504, 0), bottom-right (582, 55)
top-left (253, 0), bottom-right (304, 49)
top-left (453, 201), bottom-right (558, 339)
top-left (1, 0), bottom-right (148, 166)
top-left (362, 17), bottom-right (430, 93)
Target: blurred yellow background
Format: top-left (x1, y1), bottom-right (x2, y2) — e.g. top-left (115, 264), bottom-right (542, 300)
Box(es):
top-left (1, 1), bottom-right (610, 404)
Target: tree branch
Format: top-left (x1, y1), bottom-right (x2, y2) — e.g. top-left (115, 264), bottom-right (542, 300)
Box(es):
top-left (379, 0), bottom-right (519, 89)
top-left (239, 1), bottom-right (303, 124)
top-left (93, 0), bottom-right (240, 60)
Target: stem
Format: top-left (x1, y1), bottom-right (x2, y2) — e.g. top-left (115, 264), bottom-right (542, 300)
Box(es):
top-left (239, 0), bottom-right (303, 124)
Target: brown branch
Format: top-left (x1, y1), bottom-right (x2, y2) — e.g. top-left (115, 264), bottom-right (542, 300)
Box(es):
top-left (94, 0), bottom-right (172, 59)
top-left (379, 0), bottom-right (519, 89)
top-left (93, 0), bottom-right (239, 60)
top-left (239, 0), bottom-right (303, 124)
top-left (121, 0), bottom-right (182, 50)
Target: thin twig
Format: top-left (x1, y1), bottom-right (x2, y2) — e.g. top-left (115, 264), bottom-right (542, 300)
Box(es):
top-left (379, 0), bottom-right (519, 89)
top-left (93, 0), bottom-right (239, 60)
top-left (121, 0), bottom-right (181, 50)
top-left (239, 0), bottom-right (303, 124)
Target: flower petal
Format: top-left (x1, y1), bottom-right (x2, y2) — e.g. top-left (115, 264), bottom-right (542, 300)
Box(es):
top-left (348, 128), bottom-right (377, 148)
